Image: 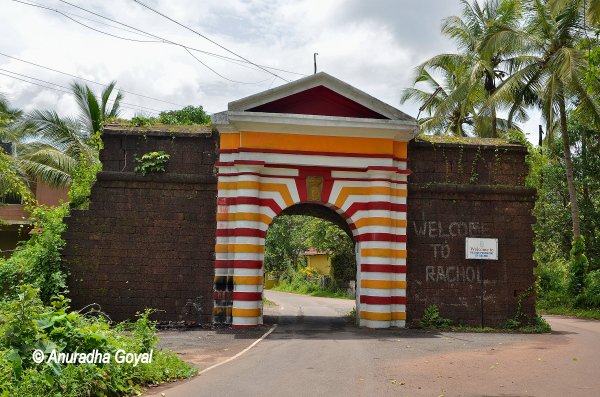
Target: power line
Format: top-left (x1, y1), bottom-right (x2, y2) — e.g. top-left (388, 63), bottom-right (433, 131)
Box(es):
top-left (54, 0), bottom-right (305, 77)
top-left (183, 48), bottom-right (271, 85)
top-left (26, 0), bottom-right (159, 41)
top-left (131, 0), bottom-right (290, 83)
top-left (11, 0), bottom-right (162, 43)
top-left (14, 0), bottom-right (283, 84)
top-left (0, 69), bottom-right (160, 115)
top-left (0, 51), bottom-right (185, 107)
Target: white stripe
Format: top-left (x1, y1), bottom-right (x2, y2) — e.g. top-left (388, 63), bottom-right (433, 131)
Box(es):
top-left (232, 316), bottom-right (260, 325)
top-left (219, 204), bottom-right (277, 219)
top-left (352, 210), bottom-right (407, 220)
top-left (355, 226), bottom-right (407, 235)
top-left (359, 319), bottom-right (390, 328)
top-left (360, 272), bottom-right (407, 281)
top-left (360, 258), bottom-right (407, 266)
top-left (359, 288), bottom-right (391, 297)
top-left (216, 236), bottom-right (265, 246)
top-left (359, 241), bottom-right (407, 250)
top-left (216, 253), bottom-right (264, 261)
top-left (236, 152), bottom-right (394, 169)
top-left (215, 268), bottom-right (234, 276)
top-left (233, 285), bottom-right (262, 293)
top-left (391, 320), bottom-right (406, 328)
top-left (232, 268), bottom-right (263, 277)
top-left (391, 304), bottom-right (406, 312)
top-left (218, 221), bottom-right (270, 231)
top-left (232, 301), bottom-right (261, 309)
top-left (360, 304), bottom-right (391, 313)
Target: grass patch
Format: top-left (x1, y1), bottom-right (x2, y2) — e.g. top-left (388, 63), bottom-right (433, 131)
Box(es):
top-left (272, 282), bottom-right (353, 299)
top-left (537, 305), bottom-right (600, 320)
top-left (262, 297), bottom-right (277, 307)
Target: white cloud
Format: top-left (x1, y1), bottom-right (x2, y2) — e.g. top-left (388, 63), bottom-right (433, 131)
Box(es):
top-left (0, 0), bottom-right (540, 142)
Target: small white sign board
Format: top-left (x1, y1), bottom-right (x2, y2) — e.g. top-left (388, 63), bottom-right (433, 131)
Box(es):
top-left (465, 238), bottom-right (498, 260)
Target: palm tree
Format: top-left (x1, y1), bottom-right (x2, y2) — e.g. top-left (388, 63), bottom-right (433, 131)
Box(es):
top-left (401, 57), bottom-right (481, 136)
top-left (496, 0), bottom-right (600, 239)
top-left (5, 81), bottom-right (122, 191)
top-left (405, 0), bottom-right (526, 137)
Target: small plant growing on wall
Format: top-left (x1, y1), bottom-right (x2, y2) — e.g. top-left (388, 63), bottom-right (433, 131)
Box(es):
top-left (134, 151), bottom-right (171, 175)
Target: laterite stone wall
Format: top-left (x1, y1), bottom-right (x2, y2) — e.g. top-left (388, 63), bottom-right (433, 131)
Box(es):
top-left (62, 124), bottom-right (218, 324)
top-left (406, 139), bottom-right (537, 327)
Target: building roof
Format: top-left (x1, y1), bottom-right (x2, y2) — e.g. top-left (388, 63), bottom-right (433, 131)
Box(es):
top-left (228, 72), bottom-right (415, 121)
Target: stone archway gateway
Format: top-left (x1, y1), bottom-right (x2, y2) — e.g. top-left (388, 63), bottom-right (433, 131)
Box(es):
top-left (211, 72), bottom-right (418, 328)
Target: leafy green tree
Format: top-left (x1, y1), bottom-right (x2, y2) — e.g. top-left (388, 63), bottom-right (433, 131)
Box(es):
top-left (403, 0), bottom-right (526, 137)
top-left (6, 82), bottom-right (121, 191)
top-left (157, 105), bottom-right (210, 125)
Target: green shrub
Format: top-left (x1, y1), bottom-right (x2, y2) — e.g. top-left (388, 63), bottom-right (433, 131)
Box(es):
top-left (420, 305), bottom-right (453, 328)
top-left (134, 151), bottom-right (171, 176)
top-left (0, 287), bottom-right (196, 396)
top-left (568, 236), bottom-right (589, 298)
top-left (0, 205), bottom-right (68, 304)
top-left (576, 270), bottom-right (600, 308)
top-left (158, 106), bottom-right (210, 125)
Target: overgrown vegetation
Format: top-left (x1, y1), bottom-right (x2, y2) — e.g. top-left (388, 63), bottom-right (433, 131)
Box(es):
top-left (127, 105), bottom-right (211, 127)
top-left (419, 305), bottom-right (551, 333)
top-left (409, 0), bottom-right (600, 320)
top-left (0, 83), bottom-right (201, 395)
top-left (264, 215), bottom-right (355, 299)
top-left (134, 151), bottom-right (171, 176)
top-left (0, 289), bottom-right (195, 396)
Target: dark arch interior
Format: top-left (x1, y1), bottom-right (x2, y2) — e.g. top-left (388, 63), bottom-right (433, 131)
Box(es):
top-left (278, 203), bottom-right (354, 241)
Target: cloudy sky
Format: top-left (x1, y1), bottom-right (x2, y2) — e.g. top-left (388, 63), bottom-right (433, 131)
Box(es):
top-left (0, 0), bottom-right (540, 141)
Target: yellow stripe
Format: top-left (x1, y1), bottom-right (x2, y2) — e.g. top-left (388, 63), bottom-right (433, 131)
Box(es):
top-left (213, 307), bottom-right (232, 316)
top-left (215, 244), bottom-right (264, 254)
top-left (334, 186), bottom-right (407, 208)
top-left (232, 308), bottom-right (261, 317)
top-left (360, 279), bottom-right (407, 289)
top-left (392, 312), bottom-right (407, 320)
top-left (216, 212), bottom-right (272, 225)
top-left (218, 181), bottom-right (294, 207)
top-left (393, 141), bottom-right (407, 159)
top-left (233, 276), bottom-right (263, 285)
top-left (360, 311), bottom-right (406, 321)
top-left (241, 131), bottom-right (394, 156)
top-left (354, 218), bottom-right (407, 228)
top-left (220, 132), bottom-right (240, 150)
top-left (361, 248), bottom-right (407, 258)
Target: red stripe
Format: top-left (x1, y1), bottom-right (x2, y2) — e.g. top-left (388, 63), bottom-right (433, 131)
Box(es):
top-left (216, 228), bottom-right (267, 238)
top-left (215, 260), bottom-right (263, 269)
top-left (232, 324), bottom-right (257, 328)
top-left (356, 233), bottom-right (407, 243)
top-left (335, 177), bottom-right (407, 185)
top-left (345, 202), bottom-right (407, 217)
top-left (359, 295), bottom-right (407, 305)
top-left (217, 196), bottom-right (282, 214)
top-left (361, 264), bottom-right (407, 273)
top-left (232, 292), bottom-right (262, 301)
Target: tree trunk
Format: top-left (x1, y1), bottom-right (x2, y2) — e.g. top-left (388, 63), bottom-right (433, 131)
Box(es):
top-left (558, 91), bottom-right (581, 240)
top-left (491, 106), bottom-right (497, 138)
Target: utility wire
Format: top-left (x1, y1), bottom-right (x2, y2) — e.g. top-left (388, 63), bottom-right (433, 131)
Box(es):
top-left (15, 0), bottom-right (290, 84)
top-left (131, 0), bottom-right (290, 82)
top-left (0, 71), bottom-right (152, 114)
top-left (183, 48), bottom-right (271, 85)
top-left (0, 51), bottom-right (185, 107)
top-left (11, 0), bottom-right (161, 43)
top-left (0, 68), bottom-right (161, 113)
top-left (26, 0), bottom-right (159, 41)
top-left (54, 0), bottom-right (305, 77)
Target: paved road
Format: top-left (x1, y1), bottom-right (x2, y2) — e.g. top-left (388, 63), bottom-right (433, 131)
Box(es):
top-left (151, 291), bottom-right (600, 397)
